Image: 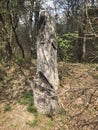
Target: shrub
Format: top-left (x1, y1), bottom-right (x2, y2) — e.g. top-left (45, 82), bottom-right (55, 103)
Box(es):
top-left (57, 32), bottom-right (78, 62)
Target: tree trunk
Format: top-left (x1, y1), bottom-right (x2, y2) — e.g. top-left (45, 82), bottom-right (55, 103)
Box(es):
top-left (82, 34), bottom-right (86, 60)
top-left (33, 11), bottom-right (59, 114)
top-left (82, 0), bottom-right (88, 61)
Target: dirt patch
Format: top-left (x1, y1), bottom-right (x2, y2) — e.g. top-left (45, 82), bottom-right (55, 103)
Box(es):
top-left (0, 104), bottom-right (35, 130)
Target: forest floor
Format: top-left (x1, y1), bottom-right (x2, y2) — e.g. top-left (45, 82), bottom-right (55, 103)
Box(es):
top-left (0, 60), bottom-right (98, 130)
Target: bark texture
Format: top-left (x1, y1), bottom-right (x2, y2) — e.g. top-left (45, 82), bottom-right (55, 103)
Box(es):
top-left (33, 11), bottom-right (59, 114)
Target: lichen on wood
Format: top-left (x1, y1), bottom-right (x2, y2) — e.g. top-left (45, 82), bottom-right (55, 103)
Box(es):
top-left (33, 11), bottom-right (59, 114)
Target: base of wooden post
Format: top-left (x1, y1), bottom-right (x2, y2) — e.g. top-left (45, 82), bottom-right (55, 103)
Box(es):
top-left (33, 78), bottom-right (59, 114)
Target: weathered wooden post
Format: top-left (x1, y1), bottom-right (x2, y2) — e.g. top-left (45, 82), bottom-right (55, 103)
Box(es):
top-left (33, 11), bottom-right (59, 114)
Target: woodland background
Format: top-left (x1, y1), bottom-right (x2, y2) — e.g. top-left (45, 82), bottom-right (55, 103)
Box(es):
top-left (0, 0), bottom-right (98, 63)
top-left (0, 0), bottom-right (98, 130)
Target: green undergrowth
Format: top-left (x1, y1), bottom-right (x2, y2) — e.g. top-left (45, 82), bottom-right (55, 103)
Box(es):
top-left (95, 65), bottom-right (98, 71)
top-left (26, 118), bottom-right (38, 127)
top-left (0, 69), bottom-right (6, 81)
top-left (47, 119), bottom-right (55, 127)
top-left (4, 105), bottom-right (12, 112)
top-left (19, 91), bottom-right (37, 115)
top-left (26, 114), bottom-right (41, 127)
top-left (26, 114), bottom-right (55, 128)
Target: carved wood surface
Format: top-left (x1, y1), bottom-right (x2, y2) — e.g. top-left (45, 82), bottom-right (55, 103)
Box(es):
top-left (33, 11), bottom-right (59, 114)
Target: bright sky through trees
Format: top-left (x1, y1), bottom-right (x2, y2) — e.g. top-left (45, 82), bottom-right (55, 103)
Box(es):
top-left (46, 0), bottom-right (54, 7)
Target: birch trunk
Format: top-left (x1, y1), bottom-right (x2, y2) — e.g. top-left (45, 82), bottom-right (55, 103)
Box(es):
top-left (33, 11), bottom-right (59, 114)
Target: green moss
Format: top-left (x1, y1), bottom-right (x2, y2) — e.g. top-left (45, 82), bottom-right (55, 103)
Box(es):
top-left (27, 105), bottom-right (37, 115)
top-left (19, 92), bottom-right (33, 105)
top-left (47, 119), bottom-right (55, 127)
top-left (4, 105), bottom-right (12, 112)
top-left (93, 74), bottom-right (98, 79)
top-left (95, 66), bottom-right (98, 71)
top-left (19, 92), bottom-right (37, 115)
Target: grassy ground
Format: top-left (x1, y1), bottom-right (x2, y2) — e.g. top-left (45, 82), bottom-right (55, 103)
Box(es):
top-left (0, 61), bottom-right (98, 130)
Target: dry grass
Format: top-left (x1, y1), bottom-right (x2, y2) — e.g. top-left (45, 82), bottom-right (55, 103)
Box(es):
top-left (0, 61), bottom-right (98, 130)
